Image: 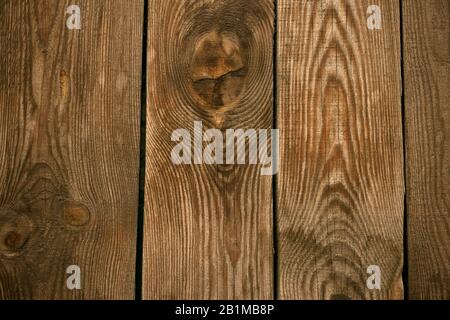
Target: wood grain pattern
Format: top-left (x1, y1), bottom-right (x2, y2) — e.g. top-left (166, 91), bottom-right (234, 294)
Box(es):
top-left (144, 0), bottom-right (274, 299)
top-left (403, 0), bottom-right (450, 300)
top-left (0, 0), bottom-right (143, 299)
top-left (277, 0), bottom-right (404, 299)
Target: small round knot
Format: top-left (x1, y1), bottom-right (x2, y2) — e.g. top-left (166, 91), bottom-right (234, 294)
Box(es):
top-left (4, 231), bottom-right (24, 250)
top-left (62, 201), bottom-right (91, 227)
top-left (0, 208), bottom-right (33, 256)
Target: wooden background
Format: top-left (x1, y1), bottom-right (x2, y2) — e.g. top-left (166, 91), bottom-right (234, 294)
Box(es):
top-left (0, 0), bottom-right (448, 300)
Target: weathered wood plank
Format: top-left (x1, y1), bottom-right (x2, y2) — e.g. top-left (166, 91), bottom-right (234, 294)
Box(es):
top-left (144, 0), bottom-right (274, 299)
top-left (0, 0), bottom-right (143, 299)
top-left (403, 0), bottom-right (450, 300)
top-left (277, 0), bottom-right (404, 299)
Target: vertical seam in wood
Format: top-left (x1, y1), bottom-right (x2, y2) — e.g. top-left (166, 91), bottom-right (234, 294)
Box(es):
top-left (399, 0), bottom-right (409, 300)
top-left (272, 0), bottom-right (279, 301)
top-left (135, 0), bottom-right (149, 301)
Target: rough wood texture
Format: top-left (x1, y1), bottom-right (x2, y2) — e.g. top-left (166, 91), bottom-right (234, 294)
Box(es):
top-left (403, 0), bottom-right (450, 300)
top-left (277, 0), bottom-right (404, 299)
top-left (144, 0), bottom-right (274, 299)
top-left (0, 0), bottom-right (143, 299)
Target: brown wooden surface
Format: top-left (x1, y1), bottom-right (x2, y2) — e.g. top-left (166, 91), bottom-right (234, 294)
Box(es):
top-left (143, 0), bottom-right (274, 299)
top-left (0, 0), bottom-right (143, 299)
top-left (0, 0), bottom-right (449, 301)
top-left (403, 0), bottom-right (450, 300)
top-left (277, 0), bottom-right (404, 299)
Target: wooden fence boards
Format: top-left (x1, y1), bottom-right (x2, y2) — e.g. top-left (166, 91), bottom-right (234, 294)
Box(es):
top-left (277, 0), bottom-right (404, 299)
top-left (403, 0), bottom-right (450, 300)
top-left (0, 0), bottom-right (448, 301)
top-left (143, 0), bottom-right (274, 299)
top-left (0, 0), bottom-right (143, 299)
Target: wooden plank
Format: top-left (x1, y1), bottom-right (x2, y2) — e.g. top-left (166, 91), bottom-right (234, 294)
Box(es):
top-left (277, 0), bottom-right (404, 299)
top-left (0, 0), bottom-right (143, 299)
top-left (144, 0), bottom-right (274, 299)
top-left (403, 0), bottom-right (450, 300)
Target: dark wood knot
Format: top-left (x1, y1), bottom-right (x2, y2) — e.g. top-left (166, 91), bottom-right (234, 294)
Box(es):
top-left (0, 208), bottom-right (33, 256)
top-left (191, 31), bottom-right (247, 108)
top-left (4, 231), bottom-right (24, 250)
